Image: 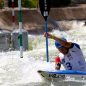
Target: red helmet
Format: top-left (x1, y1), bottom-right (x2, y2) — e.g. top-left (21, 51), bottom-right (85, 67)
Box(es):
top-left (55, 56), bottom-right (61, 63)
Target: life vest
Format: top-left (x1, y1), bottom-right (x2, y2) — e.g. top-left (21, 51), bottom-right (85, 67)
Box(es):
top-left (61, 43), bottom-right (86, 71)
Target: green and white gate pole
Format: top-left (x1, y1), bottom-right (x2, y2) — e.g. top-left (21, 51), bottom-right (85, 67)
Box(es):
top-left (18, 0), bottom-right (23, 58)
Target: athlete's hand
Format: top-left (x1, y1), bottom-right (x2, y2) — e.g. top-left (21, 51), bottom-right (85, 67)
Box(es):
top-left (44, 32), bottom-right (52, 38)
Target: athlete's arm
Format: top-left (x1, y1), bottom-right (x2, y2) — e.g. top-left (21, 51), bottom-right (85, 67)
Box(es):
top-left (44, 32), bottom-right (72, 48)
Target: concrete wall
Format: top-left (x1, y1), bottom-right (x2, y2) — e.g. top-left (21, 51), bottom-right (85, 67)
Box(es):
top-left (0, 5), bottom-right (86, 31)
top-left (72, 0), bottom-right (86, 4)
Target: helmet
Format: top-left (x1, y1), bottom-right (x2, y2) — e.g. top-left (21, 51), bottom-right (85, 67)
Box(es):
top-left (55, 37), bottom-right (67, 48)
top-left (55, 56), bottom-right (61, 63)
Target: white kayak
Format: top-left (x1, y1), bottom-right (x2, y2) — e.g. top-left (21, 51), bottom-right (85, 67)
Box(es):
top-left (38, 70), bottom-right (86, 81)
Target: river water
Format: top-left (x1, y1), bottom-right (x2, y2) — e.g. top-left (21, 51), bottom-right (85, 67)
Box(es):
top-left (0, 21), bottom-right (86, 86)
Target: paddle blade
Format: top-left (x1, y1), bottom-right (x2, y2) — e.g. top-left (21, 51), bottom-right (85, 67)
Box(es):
top-left (39, 0), bottom-right (51, 21)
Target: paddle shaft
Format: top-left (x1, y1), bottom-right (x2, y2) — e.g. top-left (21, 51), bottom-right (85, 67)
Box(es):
top-left (45, 20), bottom-right (49, 62)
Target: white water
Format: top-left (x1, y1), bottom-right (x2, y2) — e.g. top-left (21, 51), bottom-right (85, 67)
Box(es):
top-left (0, 21), bottom-right (86, 86)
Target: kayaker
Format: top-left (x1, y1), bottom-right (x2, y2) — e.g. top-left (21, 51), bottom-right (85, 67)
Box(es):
top-left (44, 32), bottom-right (86, 71)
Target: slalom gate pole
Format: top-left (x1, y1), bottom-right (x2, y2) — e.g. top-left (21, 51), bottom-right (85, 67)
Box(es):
top-left (18, 0), bottom-right (23, 58)
top-left (12, 0), bottom-right (15, 29)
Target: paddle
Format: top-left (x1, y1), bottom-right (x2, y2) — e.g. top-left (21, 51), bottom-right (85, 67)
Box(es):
top-left (39, 0), bottom-right (51, 62)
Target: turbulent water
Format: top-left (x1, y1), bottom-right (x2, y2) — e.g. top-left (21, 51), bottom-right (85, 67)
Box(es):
top-left (0, 21), bottom-right (86, 86)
